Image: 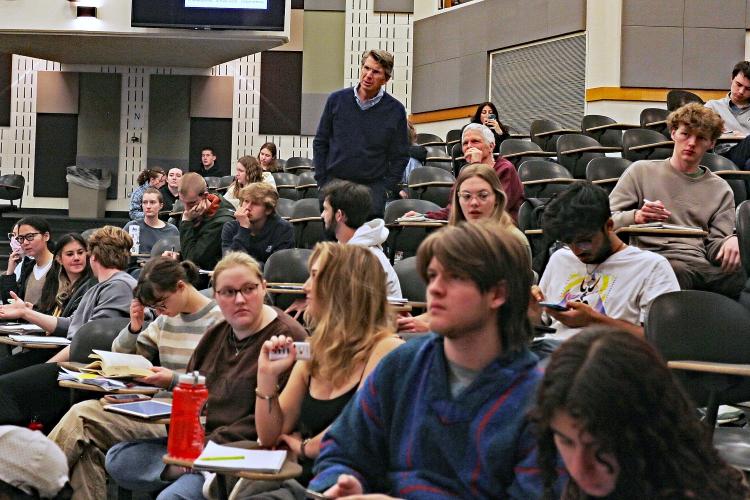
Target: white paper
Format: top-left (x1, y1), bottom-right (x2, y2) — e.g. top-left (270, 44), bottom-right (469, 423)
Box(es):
top-left (193, 441), bottom-right (286, 473)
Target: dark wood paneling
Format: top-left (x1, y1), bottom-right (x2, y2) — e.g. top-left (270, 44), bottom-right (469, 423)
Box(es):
top-left (0, 53), bottom-right (11, 127)
top-left (34, 113), bottom-right (78, 198)
top-left (260, 51), bottom-right (302, 136)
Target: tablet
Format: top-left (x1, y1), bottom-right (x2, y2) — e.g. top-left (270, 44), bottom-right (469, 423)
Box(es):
top-left (103, 400), bottom-right (172, 419)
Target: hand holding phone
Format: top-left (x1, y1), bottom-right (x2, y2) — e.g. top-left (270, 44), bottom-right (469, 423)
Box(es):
top-left (539, 301), bottom-right (569, 311)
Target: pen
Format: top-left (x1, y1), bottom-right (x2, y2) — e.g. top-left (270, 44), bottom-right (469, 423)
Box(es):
top-left (200, 455), bottom-right (244, 461)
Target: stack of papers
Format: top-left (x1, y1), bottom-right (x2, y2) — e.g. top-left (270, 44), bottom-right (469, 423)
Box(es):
top-left (58, 367), bottom-right (127, 391)
top-left (9, 335), bottom-right (70, 345)
top-left (395, 215), bottom-right (447, 223)
top-left (628, 222), bottom-right (703, 231)
top-left (388, 296), bottom-right (408, 306)
top-left (193, 441), bottom-right (287, 473)
top-left (0, 323), bottom-right (45, 335)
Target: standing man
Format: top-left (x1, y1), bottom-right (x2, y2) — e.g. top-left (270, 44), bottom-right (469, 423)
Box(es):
top-left (705, 61), bottom-right (750, 169)
top-left (309, 222), bottom-right (553, 498)
top-left (313, 49), bottom-right (409, 218)
top-left (192, 147), bottom-right (229, 178)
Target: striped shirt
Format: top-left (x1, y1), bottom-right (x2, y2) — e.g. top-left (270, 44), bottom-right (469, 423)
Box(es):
top-left (111, 300), bottom-right (224, 371)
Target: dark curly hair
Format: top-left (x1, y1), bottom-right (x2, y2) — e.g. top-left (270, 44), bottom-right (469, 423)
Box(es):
top-left (533, 328), bottom-right (749, 499)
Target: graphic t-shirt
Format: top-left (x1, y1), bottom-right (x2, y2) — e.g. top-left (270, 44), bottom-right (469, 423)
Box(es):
top-left (539, 245), bottom-right (679, 340)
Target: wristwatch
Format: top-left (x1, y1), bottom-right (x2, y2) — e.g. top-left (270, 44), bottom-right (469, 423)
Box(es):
top-left (300, 438), bottom-right (311, 460)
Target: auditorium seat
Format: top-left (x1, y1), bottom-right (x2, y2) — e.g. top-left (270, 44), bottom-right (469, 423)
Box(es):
top-left (585, 157), bottom-right (632, 194)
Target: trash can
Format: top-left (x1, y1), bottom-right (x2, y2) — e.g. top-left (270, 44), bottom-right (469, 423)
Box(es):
top-left (66, 166), bottom-right (111, 218)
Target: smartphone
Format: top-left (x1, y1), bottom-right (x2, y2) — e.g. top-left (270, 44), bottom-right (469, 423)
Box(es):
top-left (305, 490), bottom-right (328, 500)
top-left (488, 113), bottom-right (496, 121)
top-left (104, 393), bottom-right (151, 403)
top-left (269, 342), bottom-right (312, 361)
top-left (539, 301), bottom-right (569, 311)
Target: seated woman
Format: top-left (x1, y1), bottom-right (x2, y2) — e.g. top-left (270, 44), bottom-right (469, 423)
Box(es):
top-left (398, 164), bottom-right (529, 333)
top-left (1, 216), bottom-right (54, 307)
top-left (48, 256), bottom-right (224, 500)
top-left (0, 226), bottom-right (136, 429)
top-left (129, 167), bottom-right (165, 220)
top-left (258, 141), bottom-right (280, 173)
top-left (105, 252), bottom-right (307, 499)
top-left (252, 243), bottom-right (403, 489)
top-left (469, 101), bottom-right (510, 153)
top-left (534, 328), bottom-right (749, 499)
top-left (221, 183), bottom-right (295, 265)
top-left (123, 188), bottom-right (179, 255)
top-left (35, 232), bottom-right (97, 318)
top-left (160, 167), bottom-right (183, 214)
top-left (224, 155), bottom-right (276, 208)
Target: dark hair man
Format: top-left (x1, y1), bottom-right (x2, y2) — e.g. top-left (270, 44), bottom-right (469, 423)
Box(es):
top-left (308, 222), bottom-right (555, 498)
top-left (191, 147), bottom-right (229, 178)
top-left (313, 49), bottom-right (409, 218)
top-left (321, 180), bottom-right (401, 298)
top-left (610, 103), bottom-right (746, 297)
top-left (221, 183), bottom-right (295, 264)
top-left (531, 182), bottom-right (678, 345)
top-left (705, 61), bottom-right (750, 169)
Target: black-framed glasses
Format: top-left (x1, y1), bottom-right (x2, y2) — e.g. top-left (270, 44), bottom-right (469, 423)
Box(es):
top-left (215, 283), bottom-right (261, 300)
top-left (15, 233), bottom-right (41, 243)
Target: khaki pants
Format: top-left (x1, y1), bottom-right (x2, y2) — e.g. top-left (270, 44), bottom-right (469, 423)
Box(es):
top-left (48, 400), bottom-right (167, 500)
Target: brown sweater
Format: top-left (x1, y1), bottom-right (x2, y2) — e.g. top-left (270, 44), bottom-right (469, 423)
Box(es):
top-left (185, 307), bottom-right (308, 444)
top-left (609, 159), bottom-right (735, 263)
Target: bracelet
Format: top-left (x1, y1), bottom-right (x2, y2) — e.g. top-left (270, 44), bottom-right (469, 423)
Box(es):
top-left (300, 438), bottom-right (311, 460)
top-left (255, 385), bottom-right (280, 414)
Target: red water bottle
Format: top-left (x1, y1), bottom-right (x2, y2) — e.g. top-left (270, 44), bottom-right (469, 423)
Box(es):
top-left (167, 371), bottom-right (209, 459)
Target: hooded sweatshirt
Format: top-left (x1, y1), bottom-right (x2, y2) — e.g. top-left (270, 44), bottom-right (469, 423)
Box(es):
top-left (347, 219), bottom-right (402, 299)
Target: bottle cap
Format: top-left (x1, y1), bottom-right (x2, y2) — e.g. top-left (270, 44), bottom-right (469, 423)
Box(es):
top-left (178, 370), bottom-right (206, 385)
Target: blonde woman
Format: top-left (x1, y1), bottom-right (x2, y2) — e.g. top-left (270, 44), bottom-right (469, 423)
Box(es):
top-left (224, 156), bottom-right (276, 208)
top-left (255, 242), bottom-right (403, 486)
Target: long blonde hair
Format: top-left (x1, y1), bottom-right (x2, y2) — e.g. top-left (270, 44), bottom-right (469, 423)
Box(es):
top-left (449, 164), bottom-right (513, 228)
top-left (304, 242), bottom-right (394, 387)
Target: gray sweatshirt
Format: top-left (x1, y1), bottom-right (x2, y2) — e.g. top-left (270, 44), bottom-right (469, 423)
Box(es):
top-left (53, 271), bottom-right (137, 339)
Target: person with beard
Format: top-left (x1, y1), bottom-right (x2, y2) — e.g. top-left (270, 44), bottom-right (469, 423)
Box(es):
top-left (531, 182), bottom-right (679, 345)
top-left (321, 180), bottom-right (401, 298)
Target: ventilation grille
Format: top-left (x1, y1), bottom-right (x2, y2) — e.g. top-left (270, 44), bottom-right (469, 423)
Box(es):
top-left (490, 33), bottom-right (585, 134)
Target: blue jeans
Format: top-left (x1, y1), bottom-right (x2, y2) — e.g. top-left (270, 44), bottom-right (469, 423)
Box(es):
top-left (105, 437), bottom-right (206, 499)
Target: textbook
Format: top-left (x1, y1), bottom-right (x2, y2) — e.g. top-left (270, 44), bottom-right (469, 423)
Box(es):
top-left (193, 441), bottom-right (287, 473)
top-left (395, 215), bottom-right (448, 224)
top-left (80, 350), bottom-right (154, 378)
top-left (628, 222), bottom-right (703, 231)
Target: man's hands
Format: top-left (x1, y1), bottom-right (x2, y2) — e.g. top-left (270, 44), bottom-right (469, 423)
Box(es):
top-left (181, 197), bottom-right (211, 222)
top-left (324, 475), bottom-right (364, 498)
top-left (634, 199), bottom-right (671, 224)
top-left (464, 147), bottom-right (483, 164)
top-left (717, 235), bottom-right (742, 273)
top-left (546, 301), bottom-right (600, 328)
top-left (235, 205), bottom-right (251, 229)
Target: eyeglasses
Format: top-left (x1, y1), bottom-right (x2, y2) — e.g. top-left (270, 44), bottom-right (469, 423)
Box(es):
top-left (14, 233), bottom-right (41, 243)
top-left (458, 191), bottom-right (493, 203)
top-left (215, 283), bottom-right (261, 300)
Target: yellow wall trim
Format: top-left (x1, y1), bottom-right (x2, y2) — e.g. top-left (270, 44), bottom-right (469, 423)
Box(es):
top-left (586, 87), bottom-right (727, 102)
top-left (410, 105), bottom-right (477, 124)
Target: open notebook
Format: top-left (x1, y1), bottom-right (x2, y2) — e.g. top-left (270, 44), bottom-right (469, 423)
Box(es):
top-left (192, 441), bottom-right (287, 473)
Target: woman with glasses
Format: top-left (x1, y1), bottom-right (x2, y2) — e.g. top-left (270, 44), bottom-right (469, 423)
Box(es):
top-left (398, 164), bottom-right (529, 335)
top-left (533, 328), bottom-right (749, 499)
top-left (1, 216), bottom-right (54, 308)
top-left (129, 166), bottom-right (165, 220)
top-left (48, 256), bottom-right (224, 499)
top-left (246, 243), bottom-right (403, 494)
top-left (105, 252), bottom-right (307, 499)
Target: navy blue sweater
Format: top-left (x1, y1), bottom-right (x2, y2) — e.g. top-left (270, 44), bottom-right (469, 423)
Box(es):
top-left (220, 214), bottom-right (295, 265)
top-left (313, 88), bottom-right (409, 191)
